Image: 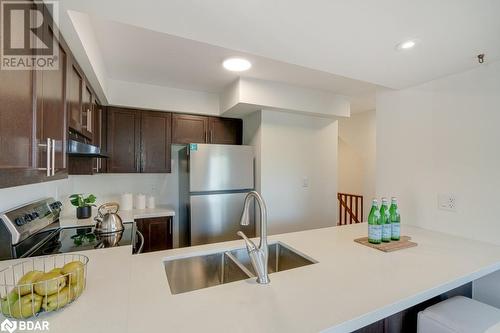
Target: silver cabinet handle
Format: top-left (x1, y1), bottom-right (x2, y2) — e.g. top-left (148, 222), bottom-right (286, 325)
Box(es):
top-left (210, 130), bottom-right (213, 143)
top-left (169, 220), bottom-right (172, 235)
top-left (51, 139), bottom-right (56, 176)
top-left (88, 109), bottom-right (92, 132)
top-left (46, 138), bottom-right (51, 177)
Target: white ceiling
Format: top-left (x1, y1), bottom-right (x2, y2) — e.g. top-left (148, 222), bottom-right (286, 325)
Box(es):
top-left (55, 0), bottom-right (500, 112)
top-left (89, 15), bottom-right (378, 112)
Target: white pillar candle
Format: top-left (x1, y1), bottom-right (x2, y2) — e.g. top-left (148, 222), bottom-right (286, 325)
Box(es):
top-left (147, 196), bottom-right (156, 209)
top-left (135, 193), bottom-right (146, 210)
top-left (121, 193), bottom-right (133, 211)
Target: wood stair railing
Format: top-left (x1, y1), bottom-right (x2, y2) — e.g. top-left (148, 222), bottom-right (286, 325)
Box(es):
top-left (337, 193), bottom-right (363, 225)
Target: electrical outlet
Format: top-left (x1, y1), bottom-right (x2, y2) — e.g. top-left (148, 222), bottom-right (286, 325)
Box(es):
top-left (438, 193), bottom-right (457, 212)
top-left (302, 177), bottom-right (309, 188)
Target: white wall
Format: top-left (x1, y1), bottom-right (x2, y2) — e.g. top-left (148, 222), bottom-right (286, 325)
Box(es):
top-left (375, 60), bottom-right (500, 307)
top-left (244, 110), bottom-right (338, 235)
top-left (338, 110), bottom-right (376, 220)
top-left (107, 79), bottom-right (220, 115)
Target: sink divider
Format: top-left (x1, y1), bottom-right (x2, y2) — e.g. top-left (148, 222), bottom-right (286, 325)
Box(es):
top-left (224, 251), bottom-right (254, 278)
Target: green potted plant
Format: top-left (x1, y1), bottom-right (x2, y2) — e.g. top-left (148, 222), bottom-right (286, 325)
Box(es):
top-left (69, 194), bottom-right (97, 219)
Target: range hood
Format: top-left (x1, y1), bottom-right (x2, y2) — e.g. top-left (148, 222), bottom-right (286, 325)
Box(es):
top-left (67, 140), bottom-right (108, 158)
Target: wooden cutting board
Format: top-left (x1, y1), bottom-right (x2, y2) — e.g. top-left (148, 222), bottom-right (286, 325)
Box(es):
top-left (354, 236), bottom-right (417, 252)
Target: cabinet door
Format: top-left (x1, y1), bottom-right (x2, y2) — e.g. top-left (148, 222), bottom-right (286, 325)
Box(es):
top-left (93, 101), bottom-right (106, 174)
top-left (135, 217), bottom-right (173, 253)
top-left (81, 84), bottom-right (93, 139)
top-left (209, 117), bottom-right (242, 145)
top-left (68, 64), bottom-right (83, 133)
top-left (171, 114), bottom-right (208, 144)
top-left (141, 111), bottom-right (172, 173)
top-left (0, 64), bottom-right (36, 188)
top-left (107, 107), bottom-right (140, 173)
top-left (68, 157), bottom-right (95, 175)
top-left (36, 26), bottom-right (67, 177)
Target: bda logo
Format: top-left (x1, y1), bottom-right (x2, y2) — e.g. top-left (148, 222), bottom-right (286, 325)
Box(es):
top-left (0, 318), bottom-right (17, 333)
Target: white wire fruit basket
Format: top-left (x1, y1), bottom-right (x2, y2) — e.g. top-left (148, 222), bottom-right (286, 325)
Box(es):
top-left (0, 254), bottom-right (88, 319)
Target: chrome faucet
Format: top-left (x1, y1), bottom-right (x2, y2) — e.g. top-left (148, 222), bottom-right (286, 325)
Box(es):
top-left (237, 191), bottom-right (270, 284)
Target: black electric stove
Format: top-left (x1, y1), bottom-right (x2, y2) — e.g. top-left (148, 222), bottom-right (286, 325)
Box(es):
top-left (0, 198), bottom-right (137, 260)
top-left (30, 223), bottom-right (134, 257)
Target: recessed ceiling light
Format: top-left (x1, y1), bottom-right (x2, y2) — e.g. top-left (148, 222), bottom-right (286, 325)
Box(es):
top-left (396, 40), bottom-right (417, 50)
top-left (223, 58), bottom-right (252, 72)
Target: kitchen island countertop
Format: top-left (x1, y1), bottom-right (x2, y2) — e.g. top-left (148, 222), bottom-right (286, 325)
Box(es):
top-left (2, 223), bottom-right (500, 333)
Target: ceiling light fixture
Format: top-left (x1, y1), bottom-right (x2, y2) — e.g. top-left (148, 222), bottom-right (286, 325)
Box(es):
top-left (223, 58), bottom-right (252, 72)
top-left (396, 39), bottom-right (417, 50)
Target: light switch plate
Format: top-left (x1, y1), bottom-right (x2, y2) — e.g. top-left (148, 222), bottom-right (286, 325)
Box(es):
top-left (438, 193), bottom-right (457, 212)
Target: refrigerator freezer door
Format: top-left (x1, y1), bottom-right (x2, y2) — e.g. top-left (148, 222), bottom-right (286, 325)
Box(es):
top-left (189, 144), bottom-right (254, 192)
top-left (190, 192), bottom-right (255, 246)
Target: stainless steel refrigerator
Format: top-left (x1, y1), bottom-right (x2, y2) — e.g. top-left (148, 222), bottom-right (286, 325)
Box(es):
top-left (178, 144), bottom-right (255, 247)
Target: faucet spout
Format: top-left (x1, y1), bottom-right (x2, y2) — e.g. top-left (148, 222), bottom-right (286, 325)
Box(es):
top-left (237, 191), bottom-right (270, 284)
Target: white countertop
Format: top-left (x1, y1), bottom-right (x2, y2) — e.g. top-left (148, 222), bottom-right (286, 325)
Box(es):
top-left (58, 206), bottom-right (175, 228)
top-left (3, 223), bottom-right (500, 333)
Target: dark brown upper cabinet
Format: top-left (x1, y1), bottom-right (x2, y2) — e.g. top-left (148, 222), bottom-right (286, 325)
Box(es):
top-left (107, 107), bottom-right (141, 173)
top-left (81, 84), bottom-right (93, 139)
top-left (0, 5), bottom-right (68, 189)
top-left (172, 113), bottom-right (242, 145)
top-left (0, 66), bottom-right (37, 188)
top-left (141, 111), bottom-right (172, 173)
top-left (93, 101), bottom-right (107, 173)
top-left (107, 108), bottom-right (171, 174)
top-left (172, 114), bottom-right (209, 144)
top-left (68, 100), bottom-right (107, 176)
top-left (35, 27), bottom-right (68, 178)
top-left (208, 117), bottom-right (242, 145)
top-left (68, 64), bottom-right (83, 133)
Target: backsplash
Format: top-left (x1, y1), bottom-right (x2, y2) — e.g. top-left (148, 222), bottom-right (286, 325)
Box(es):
top-left (61, 173), bottom-right (178, 217)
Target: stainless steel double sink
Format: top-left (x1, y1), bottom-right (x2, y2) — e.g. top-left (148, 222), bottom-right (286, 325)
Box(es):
top-left (164, 242), bottom-right (317, 294)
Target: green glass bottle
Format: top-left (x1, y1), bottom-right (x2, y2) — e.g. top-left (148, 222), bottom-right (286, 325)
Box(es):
top-left (380, 198), bottom-right (391, 242)
top-left (368, 199), bottom-right (382, 244)
top-left (389, 197), bottom-right (401, 240)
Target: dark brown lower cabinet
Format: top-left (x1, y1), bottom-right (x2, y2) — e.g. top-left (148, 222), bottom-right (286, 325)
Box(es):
top-left (135, 217), bottom-right (173, 253)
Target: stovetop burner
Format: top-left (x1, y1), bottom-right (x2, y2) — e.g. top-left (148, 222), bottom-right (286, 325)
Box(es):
top-left (58, 223), bottom-right (134, 254)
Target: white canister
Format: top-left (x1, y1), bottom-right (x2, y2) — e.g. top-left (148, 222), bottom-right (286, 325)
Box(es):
top-left (147, 196), bottom-right (156, 209)
top-left (135, 194), bottom-right (146, 210)
top-left (121, 193), bottom-right (133, 211)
